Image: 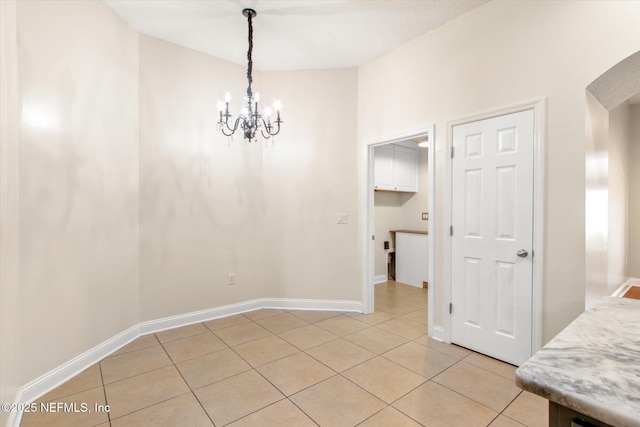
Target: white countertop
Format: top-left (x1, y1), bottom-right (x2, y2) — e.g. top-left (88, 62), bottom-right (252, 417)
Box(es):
top-left (515, 296), bottom-right (640, 427)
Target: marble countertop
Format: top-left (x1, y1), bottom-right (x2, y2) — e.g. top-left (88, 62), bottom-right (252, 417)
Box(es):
top-left (515, 296), bottom-right (640, 427)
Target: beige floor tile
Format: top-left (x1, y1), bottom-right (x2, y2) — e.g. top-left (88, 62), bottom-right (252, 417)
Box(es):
top-left (393, 381), bottom-right (497, 427)
top-left (101, 345), bottom-right (172, 384)
top-left (194, 370), bottom-right (284, 426)
top-left (376, 318), bottom-right (427, 340)
top-left (258, 352), bottom-right (335, 396)
top-left (37, 365), bottom-right (103, 402)
top-left (374, 302), bottom-right (418, 316)
top-left (316, 315), bottom-right (370, 336)
top-left (203, 314), bottom-right (251, 331)
top-left (306, 338), bottom-right (375, 372)
top-left (254, 312), bottom-right (309, 334)
top-left (383, 342), bottom-right (458, 379)
top-left (358, 406), bottom-right (423, 427)
top-left (112, 334), bottom-right (160, 356)
top-left (279, 324), bottom-right (339, 350)
top-left (233, 335), bottom-right (299, 367)
top-left (503, 391), bottom-right (548, 427)
top-left (290, 375), bottom-right (385, 427)
top-left (343, 357), bottom-right (426, 404)
top-left (490, 415), bottom-right (527, 427)
top-left (346, 310), bottom-right (395, 325)
top-left (22, 386), bottom-right (109, 427)
top-left (244, 309), bottom-right (285, 321)
top-left (155, 323), bottom-right (209, 343)
top-left (290, 310), bottom-right (342, 323)
top-left (213, 322), bottom-right (272, 347)
top-left (176, 348), bottom-right (252, 389)
top-left (344, 327), bottom-right (408, 354)
top-left (433, 361), bottom-right (521, 412)
top-left (402, 309), bottom-right (428, 325)
top-left (227, 399), bottom-right (316, 427)
top-left (105, 365), bottom-right (189, 419)
top-left (413, 336), bottom-right (472, 359)
top-left (111, 393), bottom-right (213, 427)
top-left (162, 332), bottom-right (227, 363)
top-left (464, 352), bottom-right (517, 380)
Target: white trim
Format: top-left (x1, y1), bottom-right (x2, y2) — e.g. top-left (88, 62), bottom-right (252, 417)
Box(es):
top-left (431, 325), bottom-right (446, 342)
top-left (373, 274), bottom-right (388, 284)
top-left (444, 98), bottom-right (546, 354)
top-left (612, 277), bottom-right (640, 297)
top-left (10, 297), bottom-right (361, 427)
top-left (362, 125), bottom-right (435, 326)
top-left (426, 125), bottom-right (436, 339)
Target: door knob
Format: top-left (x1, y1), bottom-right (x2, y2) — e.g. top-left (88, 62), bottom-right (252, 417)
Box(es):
top-left (516, 249), bottom-right (528, 258)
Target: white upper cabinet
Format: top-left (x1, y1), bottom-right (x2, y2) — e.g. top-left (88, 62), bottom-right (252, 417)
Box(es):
top-left (374, 142), bottom-right (418, 192)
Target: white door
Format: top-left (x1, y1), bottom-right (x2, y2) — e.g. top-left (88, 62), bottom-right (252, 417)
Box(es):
top-left (451, 109), bottom-right (534, 366)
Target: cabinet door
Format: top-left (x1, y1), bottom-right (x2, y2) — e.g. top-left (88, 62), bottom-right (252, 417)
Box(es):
top-left (393, 144), bottom-right (418, 192)
top-left (396, 233), bottom-right (428, 288)
top-left (374, 145), bottom-right (394, 190)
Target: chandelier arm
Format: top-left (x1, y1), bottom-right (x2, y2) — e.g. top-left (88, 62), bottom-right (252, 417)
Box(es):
top-left (220, 117), bottom-right (242, 136)
top-left (258, 118), bottom-right (281, 138)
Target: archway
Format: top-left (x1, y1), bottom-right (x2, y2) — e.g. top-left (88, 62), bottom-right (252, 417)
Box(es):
top-left (585, 50), bottom-right (640, 307)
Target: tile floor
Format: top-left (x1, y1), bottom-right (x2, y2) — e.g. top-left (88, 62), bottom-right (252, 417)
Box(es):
top-left (21, 281), bottom-right (548, 426)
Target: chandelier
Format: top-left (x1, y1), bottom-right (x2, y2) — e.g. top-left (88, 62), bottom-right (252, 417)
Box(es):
top-left (217, 9), bottom-right (282, 142)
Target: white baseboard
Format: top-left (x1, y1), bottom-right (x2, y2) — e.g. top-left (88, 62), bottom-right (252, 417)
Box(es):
top-left (373, 274), bottom-right (388, 284)
top-left (612, 277), bottom-right (640, 297)
top-left (431, 325), bottom-right (446, 343)
top-left (11, 297), bottom-right (362, 427)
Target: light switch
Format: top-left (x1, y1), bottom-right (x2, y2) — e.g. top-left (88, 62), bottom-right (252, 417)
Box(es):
top-left (422, 212), bottom-right (428, 220)
top-left (336, 213), bottom-right (348, 224)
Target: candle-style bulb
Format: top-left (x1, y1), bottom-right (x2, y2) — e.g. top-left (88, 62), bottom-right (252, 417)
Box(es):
top-left (225, 92), bottom-right (231, 102)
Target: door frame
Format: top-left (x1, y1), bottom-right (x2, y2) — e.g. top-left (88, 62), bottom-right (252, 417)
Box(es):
top-left (443, 99), bottom-right (546, 356)
top-left (362, 125), bottom-right (436, 335)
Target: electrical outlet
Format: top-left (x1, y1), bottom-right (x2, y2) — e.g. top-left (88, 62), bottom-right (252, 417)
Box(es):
top-left (336, 213), bottom-right (348, 224)
top-left (422, 212), bottom-right (428, 220)
top-left (228, 273), bottom-right (236, 285)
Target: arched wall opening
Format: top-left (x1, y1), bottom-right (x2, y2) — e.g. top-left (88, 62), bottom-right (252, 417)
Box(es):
top-left (585, 50), bottom-right (640, 308)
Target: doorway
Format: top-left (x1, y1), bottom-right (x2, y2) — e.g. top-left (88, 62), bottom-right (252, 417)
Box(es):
top-left (364, 125), bottom-right (436, 336)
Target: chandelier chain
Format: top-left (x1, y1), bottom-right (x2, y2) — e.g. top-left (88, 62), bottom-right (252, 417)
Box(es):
top-left (246, 12), bottom-right (253, 101)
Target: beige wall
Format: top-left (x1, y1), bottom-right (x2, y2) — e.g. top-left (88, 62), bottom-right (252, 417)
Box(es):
top-left (139, 36), bottom-right (270, 320)
top-left (0, 1), bottom-right (20, 425)
top-left (139, 38), bottom-right (359, 317)
top-left (630, 104), bottom-right (640, 278)
top-left (358, 0), bottom-right (640, 342)
top-left (585, 92), bottom-right (610, 307)
top-left (260, 68), bottom-right (360, 300)
top-left (15, 0), bottom-right (139, 385)
top-left (607, 102), bottom-right (631, 292)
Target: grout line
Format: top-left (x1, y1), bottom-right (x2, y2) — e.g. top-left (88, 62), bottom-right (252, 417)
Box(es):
top-left (98, 363), bottom-right (110, 425)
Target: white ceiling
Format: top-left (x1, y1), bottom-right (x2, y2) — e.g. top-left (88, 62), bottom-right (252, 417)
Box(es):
top-left (103, 0), bottom-right (488, 71)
